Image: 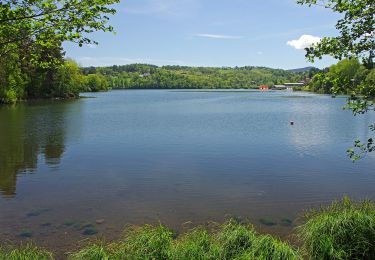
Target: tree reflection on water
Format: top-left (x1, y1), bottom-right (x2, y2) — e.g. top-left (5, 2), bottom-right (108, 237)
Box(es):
top-left (0, 101), bottom-right (78, 198)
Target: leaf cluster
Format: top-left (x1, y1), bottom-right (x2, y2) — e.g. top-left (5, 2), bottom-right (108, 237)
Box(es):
top-left (297, 0), bottom-right (374, 69)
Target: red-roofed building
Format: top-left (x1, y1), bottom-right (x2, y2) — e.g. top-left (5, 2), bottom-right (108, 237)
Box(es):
top-left (259, 85), bottom-right (269, 90)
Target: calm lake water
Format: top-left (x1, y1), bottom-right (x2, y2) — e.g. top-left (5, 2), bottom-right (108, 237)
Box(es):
top-left (1, 89), bottom-right (375, 252)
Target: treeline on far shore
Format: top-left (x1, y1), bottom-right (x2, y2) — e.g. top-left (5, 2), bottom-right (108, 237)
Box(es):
top-left (0, 60), bottom-right (315, 104)
top-left (82, 64), bottom-right (314, 90)
top-left (1, 197), bottom-right (374, 259)
top-left (2, 58), bottom-right (374, 104)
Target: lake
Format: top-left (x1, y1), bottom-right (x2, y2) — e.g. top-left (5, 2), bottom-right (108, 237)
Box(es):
top-left (1, 89), bottom-right (375, 253)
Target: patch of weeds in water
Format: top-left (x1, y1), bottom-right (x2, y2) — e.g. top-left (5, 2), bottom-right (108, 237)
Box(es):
top-left (18, 230), bottom-right (33, 238)
top-left (281, 218), bottom-right (293, 226)
top-left (82, 227), bottom-right (98, 236)
top-left (259, 217), bottom-right (277, 227)
top-left (40, 222), bottom-right (51, 227)
top-left (66, 221), bottom-right (97, 234)
top-left (72, 223), bottom-right (83, 230)
top-left (26, 208), bottom-right (49, 217)
top-left (63, 220), bottom-right (76, 227)
top-left (72, 222), bottom-right (95, 231)
top-left (80, 222), bottom-right (95, 229)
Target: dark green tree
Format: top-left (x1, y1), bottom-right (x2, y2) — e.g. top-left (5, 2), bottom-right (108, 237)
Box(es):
top-left (0, 0), bottom-right (119, 102)
top-left (297, 0), bottom-right (374, 69)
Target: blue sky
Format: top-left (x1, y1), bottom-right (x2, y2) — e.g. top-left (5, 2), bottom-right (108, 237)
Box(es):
top-left (64, 0), bottom-right (341, 69)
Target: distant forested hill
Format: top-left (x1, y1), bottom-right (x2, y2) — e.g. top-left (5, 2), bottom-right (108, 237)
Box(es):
top-left (288, 67), bottom-right (318, 73)
top-left (82, 64), bottom-right (316, 90)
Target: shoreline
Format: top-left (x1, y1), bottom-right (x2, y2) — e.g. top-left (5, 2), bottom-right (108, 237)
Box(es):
top-left (1, 197), bottom-right (374, 259)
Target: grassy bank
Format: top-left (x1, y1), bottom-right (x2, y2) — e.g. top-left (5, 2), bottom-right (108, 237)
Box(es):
top-left (1, 198), bottom-right (374, 259)
top-left (298, 197), bottom-right (375, 259)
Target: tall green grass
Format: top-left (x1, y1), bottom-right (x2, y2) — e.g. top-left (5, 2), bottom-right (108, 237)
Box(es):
top-left (239, 235), bottom-right (300, 260)
top-left (170, 227), bottom-right (219, 259)
top-left (298, 197), bottom-right (375, 260)
top-left (69, 219), bottom-right (298, 260)
top-left (0, 244), bottom-right (53, 260)
top-left (70, 224), bottom-right (173, 260)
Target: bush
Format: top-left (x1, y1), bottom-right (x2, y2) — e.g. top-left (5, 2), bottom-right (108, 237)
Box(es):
top-left (1, 89), bottom-right (18, 104)
top-left (298, 197), bottom-right (375, 260)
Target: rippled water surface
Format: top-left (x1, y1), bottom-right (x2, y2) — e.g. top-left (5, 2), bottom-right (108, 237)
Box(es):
top-left (1, 90), bottom-right (375, 252)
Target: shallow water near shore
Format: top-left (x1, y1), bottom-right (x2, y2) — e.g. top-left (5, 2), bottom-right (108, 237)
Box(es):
top-left (1, 89), bottom-right (375, 254)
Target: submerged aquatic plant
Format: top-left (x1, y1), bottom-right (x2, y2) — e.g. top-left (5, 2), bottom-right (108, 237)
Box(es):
top-left (63, 220), bottom-right (99, 235)
top-left (26, 208), bottom-right (49, 217)
top-left (18, 230), bottom-right (33, 238)
top-left (63, 220), bottom-right (76, 227)
top-left (82, 227), bottom-right (98, 236)
top-left (259, 217), bottom-right (277, 227)
top-left (280, 218), bottom-right (293, 227)
top-left (40, 222), bottom-right (52, 227)
top-left (298, 197), bottom-right (375, 260)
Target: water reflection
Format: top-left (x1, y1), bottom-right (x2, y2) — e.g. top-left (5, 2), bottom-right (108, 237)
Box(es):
top-left (287, 97), bottom-right (374, 157)
top-left (0, 101), bottom-right (77, 197)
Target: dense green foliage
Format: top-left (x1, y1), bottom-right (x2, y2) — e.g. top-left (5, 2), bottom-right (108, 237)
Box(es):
top-left (0, 58), bottom-right (111, 103)
top-left (307, 59), bottom-right (374, 95)
top-left (298, 197), bottom-right (375, 260)
top-left (297, 0), bottom-right (374, 69)
top-left (83, 64), bottom-right (312, 90)
top-left (2, 198), bottom-right (375, 259)
top-left (83, 73), bottom-right (110, 92)
top-left (0, 0), bottom-right (118, 103)
top-left (0, 0), bottom-right (119, 57)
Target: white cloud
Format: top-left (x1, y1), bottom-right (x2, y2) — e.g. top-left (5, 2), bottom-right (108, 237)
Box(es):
top-left (287, 34), bottom-right (321, 50)
top-left (194, 34), bottom-right (243, 40)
